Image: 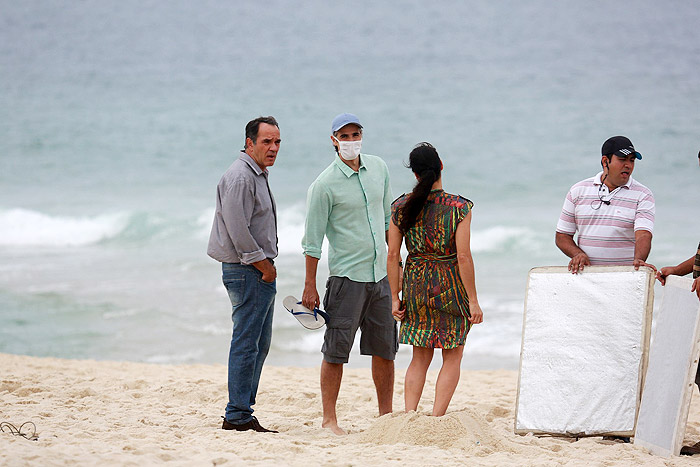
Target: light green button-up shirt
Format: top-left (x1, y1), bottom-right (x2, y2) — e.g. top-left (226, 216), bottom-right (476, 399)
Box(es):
top-left (302, 154), bottom-right (392, 283)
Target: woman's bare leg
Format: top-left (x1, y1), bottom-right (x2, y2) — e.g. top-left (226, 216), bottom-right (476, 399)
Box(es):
top-left (433, 345), bottom-right (464, 416)
top-left (404, 346), bottom-right (434, 412)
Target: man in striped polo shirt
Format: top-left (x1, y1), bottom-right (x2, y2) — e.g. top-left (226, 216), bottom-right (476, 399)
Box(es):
top-left (555, 136), bottom-right (656, 274)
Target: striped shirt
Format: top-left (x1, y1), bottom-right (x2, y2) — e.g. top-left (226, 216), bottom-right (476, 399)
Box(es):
top-left (694, 242), bottom-right (700, 279)
top-left (556, 172), bottom-right (655, 265)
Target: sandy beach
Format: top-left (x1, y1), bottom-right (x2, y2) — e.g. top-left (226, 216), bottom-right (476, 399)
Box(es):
top-left (1, 353), bottom-right (699, 466)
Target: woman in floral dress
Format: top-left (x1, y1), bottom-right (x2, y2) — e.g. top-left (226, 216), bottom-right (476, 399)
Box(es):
top-left (388, 142), bottom-right (483, 416)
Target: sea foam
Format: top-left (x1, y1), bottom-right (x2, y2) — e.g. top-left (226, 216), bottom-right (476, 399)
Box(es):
top-left (196, 203), bottom-right (315, 257)
top-left (196, 204), bottom-right (539, 256)
top-left (471, 226), bottom-right (536, 253)
top-left (0, 208), bottom-right (129, 247)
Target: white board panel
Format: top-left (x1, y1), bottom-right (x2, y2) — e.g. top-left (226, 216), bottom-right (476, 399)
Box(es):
top-left (515, 266), bottom-right (653, 436)
top-left (634, 275), bottom-right (700, 457)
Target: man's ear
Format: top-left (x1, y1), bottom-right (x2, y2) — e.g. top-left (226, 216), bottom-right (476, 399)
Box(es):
top-left (330, 135), bottom-right (340, 152)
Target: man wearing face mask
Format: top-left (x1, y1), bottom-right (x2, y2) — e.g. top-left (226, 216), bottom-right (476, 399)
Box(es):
top-left (302, 113), bottom-right (397, 435)
top-left (555, 135), bottom-right (656, 274)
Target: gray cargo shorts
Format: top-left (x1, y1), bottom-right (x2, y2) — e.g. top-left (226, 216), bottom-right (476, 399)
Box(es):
top-left (321, 276), bottom-right (398, 364)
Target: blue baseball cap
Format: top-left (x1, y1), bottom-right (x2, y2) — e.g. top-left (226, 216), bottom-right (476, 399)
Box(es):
top-left (331, 113), bottom-right (363, 132)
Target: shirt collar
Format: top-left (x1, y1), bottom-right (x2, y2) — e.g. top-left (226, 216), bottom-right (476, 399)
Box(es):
top-left (333, 154), bottom-right (365, 178)
top-left (593, 171), bottom-right (632, 189)
top-left (239, 151), bottom-right (266, 176)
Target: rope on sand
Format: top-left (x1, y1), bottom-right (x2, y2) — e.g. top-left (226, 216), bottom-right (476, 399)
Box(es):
top-left (0, 421), bottom-right (38, 441)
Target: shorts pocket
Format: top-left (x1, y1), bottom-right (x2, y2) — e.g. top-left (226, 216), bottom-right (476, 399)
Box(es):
top-left (322, 316), bottom-right (355, 360)
top-left (323, 277), bottom-right (348, 310)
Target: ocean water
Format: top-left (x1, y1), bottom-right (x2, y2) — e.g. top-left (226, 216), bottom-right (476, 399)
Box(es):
top-left (1, 0), bottom-right (699, 370)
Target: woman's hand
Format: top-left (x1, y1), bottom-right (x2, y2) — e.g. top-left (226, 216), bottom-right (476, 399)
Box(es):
top-left (468, 302), bottom-right (483, 324)
top-left (655, 266), bottom-right (677, 285)
top-left (391, 298), bottom-right (404, 322)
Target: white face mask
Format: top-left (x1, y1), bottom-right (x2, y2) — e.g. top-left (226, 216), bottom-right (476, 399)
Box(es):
top-left (333, 137), bottom-right (362, 160)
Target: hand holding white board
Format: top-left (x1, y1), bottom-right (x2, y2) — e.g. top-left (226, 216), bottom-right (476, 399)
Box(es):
top-left (515, 266), bottom-right (654, 436)
top-left (634, 275), bottom-right (700, 457)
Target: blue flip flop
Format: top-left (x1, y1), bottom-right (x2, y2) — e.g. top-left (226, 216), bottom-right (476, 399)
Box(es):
top-left (283, 295), bottom-right (329, 330)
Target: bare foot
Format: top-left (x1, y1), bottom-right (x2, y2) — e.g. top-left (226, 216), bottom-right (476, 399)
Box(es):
top-left (322, 420), bottom-right (347, 435)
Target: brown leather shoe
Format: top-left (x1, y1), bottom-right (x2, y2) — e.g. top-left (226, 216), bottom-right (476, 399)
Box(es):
top-left (221, 416), bottom-right (278, 433)
top-left (681, 441), bottom-right (700, 456)
top-left (602, 435), bottom-right (630, 443)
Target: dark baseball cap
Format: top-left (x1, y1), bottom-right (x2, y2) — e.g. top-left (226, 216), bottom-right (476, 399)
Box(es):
top-left (601, 136), bottom-right (642, 160)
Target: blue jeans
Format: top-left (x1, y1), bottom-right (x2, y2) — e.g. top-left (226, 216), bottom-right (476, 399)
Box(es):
top-left (222, 262), bottom-right (275, 424)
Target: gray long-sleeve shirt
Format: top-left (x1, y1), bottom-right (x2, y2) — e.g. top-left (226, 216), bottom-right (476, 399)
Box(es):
top-left (207, 151), bottom-right (278, 264)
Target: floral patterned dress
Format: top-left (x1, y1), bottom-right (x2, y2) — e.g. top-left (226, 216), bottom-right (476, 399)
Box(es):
top-left (391, 190), bottom-right (473, 349)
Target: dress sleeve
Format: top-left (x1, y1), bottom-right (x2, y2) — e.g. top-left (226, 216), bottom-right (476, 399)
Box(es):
top-left (391, 194), bottom-right (406, 226)
top-left (456, 197), bottom-right (474, 223)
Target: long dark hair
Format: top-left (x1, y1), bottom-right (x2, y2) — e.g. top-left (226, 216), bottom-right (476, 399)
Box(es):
top-left (398, 142), bottom-right (442, 233)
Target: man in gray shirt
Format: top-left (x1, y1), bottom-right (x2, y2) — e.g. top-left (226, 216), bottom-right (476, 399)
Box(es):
top-left (208, 116), bottom-right (280, 433)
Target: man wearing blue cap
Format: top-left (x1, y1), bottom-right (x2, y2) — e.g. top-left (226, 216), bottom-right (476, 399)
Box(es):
top-left (556, 135), bottom-right (656, 273)
top-left (302, 113), bottom-right (397, 435)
